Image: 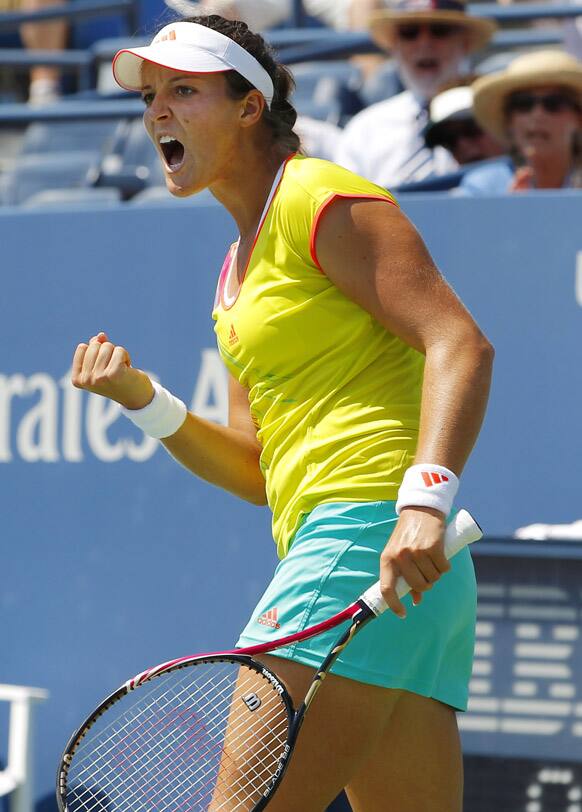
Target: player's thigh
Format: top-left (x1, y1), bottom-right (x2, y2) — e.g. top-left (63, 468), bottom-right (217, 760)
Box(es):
top-left (345, 691), bottom-right (463, 812)
top-left (256, 654), bottom-right (402, 812)
top-left (209, 660), bottom-right (295, 812)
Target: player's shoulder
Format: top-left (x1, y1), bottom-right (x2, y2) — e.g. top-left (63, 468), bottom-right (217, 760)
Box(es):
top-left (282, 154), bottom-right (396, 215)
top-left (286, 153), bottom-right (354, 186)
top-left (285, 154), bottom-right (390, 201)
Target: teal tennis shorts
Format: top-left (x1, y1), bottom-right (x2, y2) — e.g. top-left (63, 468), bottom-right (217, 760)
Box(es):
top-left (237, 501), bottom-right (477, 711)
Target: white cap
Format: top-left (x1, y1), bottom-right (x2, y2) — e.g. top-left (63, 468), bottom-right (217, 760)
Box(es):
top-left (430, 85), bottom-right (473, 126)
top-left (112, 22), bottom-right (274, 108)
top-left (425, 85), bottom-right (475, 147)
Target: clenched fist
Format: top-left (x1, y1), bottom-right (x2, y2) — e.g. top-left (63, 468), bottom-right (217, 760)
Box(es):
top-left (72, 332), bottom-right (154, 410)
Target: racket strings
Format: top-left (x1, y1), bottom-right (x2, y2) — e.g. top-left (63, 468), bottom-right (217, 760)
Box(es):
top-left (154, 673), bottom-right (290, 810)
top-left (69, 669), bottom-right (256, 811)
top-left (72, 666), bottom-right (247, 793)
top-left (206, 702), bottom-right (290, 811)
top-left (64, 660), bottom-right (290, 812)
top-left (169, 690), bottom-right (288, 797)
top-left (74, 664), bottom-right (239, 777)
top-left (154, 686), bottom-right (289, 812)
top-left (71, 685), bottom-right (237, 810)
top-left (70, 672), bottom-right (236, 809)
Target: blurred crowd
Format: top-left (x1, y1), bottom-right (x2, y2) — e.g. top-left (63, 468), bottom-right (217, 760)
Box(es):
top-left (0, 0), bottom-right (581, 194)
top-left (185, 0), bottom-right (582, 194)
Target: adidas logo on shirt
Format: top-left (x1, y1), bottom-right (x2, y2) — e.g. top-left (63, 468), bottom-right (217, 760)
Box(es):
top-left (228, 323), bottom-right (239, 347)
top-left (257, 607), bottom-right (280, 629)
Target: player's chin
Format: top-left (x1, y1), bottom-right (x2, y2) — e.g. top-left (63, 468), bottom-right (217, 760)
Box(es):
top-left (164, 175), bottom-right (204, 198)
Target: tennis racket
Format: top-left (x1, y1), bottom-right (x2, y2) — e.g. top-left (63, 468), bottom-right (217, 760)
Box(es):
top-left (57, 509), bottom-right (482, 812)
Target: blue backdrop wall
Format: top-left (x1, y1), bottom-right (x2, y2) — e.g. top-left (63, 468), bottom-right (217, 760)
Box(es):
top-left (1, 191), bottom-right (581, 805)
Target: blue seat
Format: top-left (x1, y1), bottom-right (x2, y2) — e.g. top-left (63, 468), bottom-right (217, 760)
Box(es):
top-left (359, 59), bottom-right (404, 107)
top-left (91, 37), bottom-right (149, 94)
top-left (97, 118), bottom-right (162, 196)
top-left (0, 151), bottom-right (100, 206)
top-left (20, 119), bottom-right (124, 156)
top-left (291, 60), bottom-right (363, 124)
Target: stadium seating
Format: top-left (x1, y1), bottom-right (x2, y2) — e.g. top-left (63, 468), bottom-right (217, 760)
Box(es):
top-left (20, 118), bottom-right (123, 155)
top-left (0, 151), bottom-right (100, 206)
top-left (291, 60), bottom-right (363, 123)
top-left (90, 36), bottom-right (148, 94)
top-left (0, 0), bottom-right (578, 206)
top-left (359, 59), bottom-right (404, 108)
top-left (96, 117), bottom-right (163, 196)
top-left (21, 186), bottom-right (122, 207)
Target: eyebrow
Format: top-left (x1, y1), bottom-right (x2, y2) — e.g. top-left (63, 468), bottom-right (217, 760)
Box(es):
top-left (141, 74), bottom-right (202, 91)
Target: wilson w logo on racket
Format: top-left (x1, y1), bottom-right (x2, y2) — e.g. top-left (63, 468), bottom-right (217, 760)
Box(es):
top-left (242, 692), bottom-right (262, 711)
top-left (56, 509), bottom-right (482, 812)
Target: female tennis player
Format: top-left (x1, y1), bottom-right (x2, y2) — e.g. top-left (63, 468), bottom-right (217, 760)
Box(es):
top-left (71, 15), bottom-right (493, 812)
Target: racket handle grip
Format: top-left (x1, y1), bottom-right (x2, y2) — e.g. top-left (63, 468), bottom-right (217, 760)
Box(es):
top-left (361, 509), bottom-right (483, 616)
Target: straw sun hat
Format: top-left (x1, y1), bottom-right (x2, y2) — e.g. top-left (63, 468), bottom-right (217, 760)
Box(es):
top-left (369, 0), bottom-right (497, 54)
top-left (472, 50), bottom-right (582, 143)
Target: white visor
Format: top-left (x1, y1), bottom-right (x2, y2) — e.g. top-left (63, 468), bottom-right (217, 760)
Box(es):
top-left (112, 22), bottom-right (274, 108)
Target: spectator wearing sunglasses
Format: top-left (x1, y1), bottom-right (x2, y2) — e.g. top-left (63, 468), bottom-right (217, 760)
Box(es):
top-left (459, 50), bottom-right (582, 194)
top-left (335, 0), bottom-right (496, 187)
top-left (424, 83), bottom-right (505, 165)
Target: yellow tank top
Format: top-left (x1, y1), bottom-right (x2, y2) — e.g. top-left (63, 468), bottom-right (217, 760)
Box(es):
top-left (212, 154), bottom-right (424, 558)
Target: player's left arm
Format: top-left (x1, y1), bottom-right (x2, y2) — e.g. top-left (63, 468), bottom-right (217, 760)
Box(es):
top-left (315, 197), bottom-right (494, 616)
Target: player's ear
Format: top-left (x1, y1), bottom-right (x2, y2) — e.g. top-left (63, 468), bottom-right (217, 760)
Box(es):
top-left (239, 90), bottom-right (265, 128)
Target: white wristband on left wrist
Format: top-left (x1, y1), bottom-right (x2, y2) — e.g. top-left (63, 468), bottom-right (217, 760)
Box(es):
top-left (396, 464), bottom-right (459, 517)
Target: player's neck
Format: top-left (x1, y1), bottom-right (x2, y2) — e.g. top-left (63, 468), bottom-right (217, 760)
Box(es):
top-left (210, 144), bottom-right (292, 239)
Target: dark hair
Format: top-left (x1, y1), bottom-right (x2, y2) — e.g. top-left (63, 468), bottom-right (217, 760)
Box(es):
top-left (181, 14), bottom-right (300, 152)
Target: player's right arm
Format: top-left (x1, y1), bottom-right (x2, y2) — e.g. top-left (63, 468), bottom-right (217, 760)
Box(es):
top-left (71, 333), bottom-right (267, 505)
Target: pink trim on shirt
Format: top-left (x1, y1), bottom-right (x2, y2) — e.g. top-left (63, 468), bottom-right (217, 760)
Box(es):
top-left (213, 242), bottom-right (237, 312)
top-left (220, 151), bottom-right (297, 312)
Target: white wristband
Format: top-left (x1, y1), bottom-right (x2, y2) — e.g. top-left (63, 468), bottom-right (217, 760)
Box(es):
top-left (395, 464), bottom-right (459, 516)
top-left (120, 381), bottom-right (187, 439)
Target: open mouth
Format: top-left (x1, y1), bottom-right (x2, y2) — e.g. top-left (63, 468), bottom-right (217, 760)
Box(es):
top-left (415, 58), bottom-right (439, 71)
top-left (524, 130), bottom-right (550, 144)
top-left (159, 135), bottom-right (185, 171)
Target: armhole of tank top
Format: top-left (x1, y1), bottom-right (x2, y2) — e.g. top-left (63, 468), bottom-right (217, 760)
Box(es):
top-left (309, 192), bottom-right (398, 274)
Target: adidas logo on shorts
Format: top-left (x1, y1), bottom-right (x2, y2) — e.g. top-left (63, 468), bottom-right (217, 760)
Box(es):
top-left (257, 608), bottom-right (280, 629)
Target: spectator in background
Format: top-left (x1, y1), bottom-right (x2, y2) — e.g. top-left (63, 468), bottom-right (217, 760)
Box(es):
top-left (425, 83), bottom-right (505, 165)
top-left (163, 0), bottom-right (386, 32)
top-left (335, 0), bottom-right (496, 187)
top-left (20, 0), bottom-right (68, 104)
top-left (460, 50), bottom-right (582, 194)
top-left (293, 115), bottom-right (342, 161)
